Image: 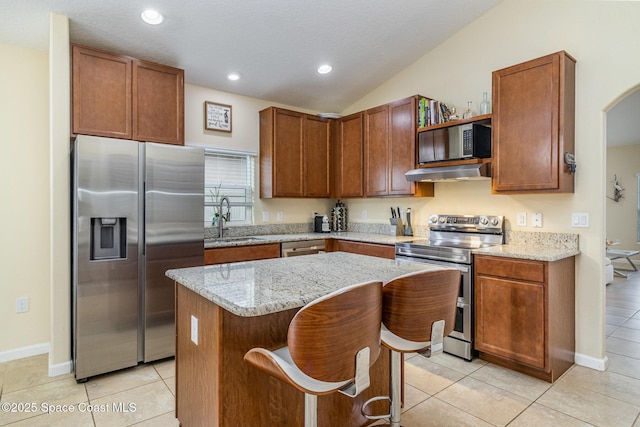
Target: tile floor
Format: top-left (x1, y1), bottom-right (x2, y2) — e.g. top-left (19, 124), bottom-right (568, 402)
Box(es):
top-left (1, 274), bottom-right (639, 426)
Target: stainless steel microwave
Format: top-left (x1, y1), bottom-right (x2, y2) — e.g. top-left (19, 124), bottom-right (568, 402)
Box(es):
top-left (418, 121), bottom-right (491, 164)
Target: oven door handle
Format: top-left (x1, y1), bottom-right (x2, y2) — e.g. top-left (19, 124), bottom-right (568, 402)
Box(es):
top-left (396, 252), bottom-right (470, 267)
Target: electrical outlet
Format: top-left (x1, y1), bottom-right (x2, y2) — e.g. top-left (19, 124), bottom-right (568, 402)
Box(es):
top-left (276, 212), bottom-right (283, 222)
top-left (516, 212), bottom-right (527, 227)
top-left (191, 315), bottom-right (198, 345)
top-left (532, 212), bottom-right (543, 228)
top-left (361, 210), bottom-right (367, 220)
top-left (16, 297), bottom-right (28, 313)
top-left (262, 211), bottom-right (269, 222)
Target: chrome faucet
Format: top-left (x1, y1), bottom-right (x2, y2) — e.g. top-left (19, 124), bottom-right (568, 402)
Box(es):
top-left (218, 197), bottom-right (231, 238)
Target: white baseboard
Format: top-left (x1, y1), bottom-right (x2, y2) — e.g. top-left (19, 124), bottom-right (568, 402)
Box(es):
top-left (575, 352), bottom-right (609, 371)
top-left (49, 360), bottom-right (73, 377)
top-left (0, 342), bottom-right (49, 363)
top-left (0, 343), bottom-right (72, 377)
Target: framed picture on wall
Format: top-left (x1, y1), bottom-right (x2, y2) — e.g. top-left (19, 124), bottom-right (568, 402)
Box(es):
top-left (204, 101), bottom-right (232, 133)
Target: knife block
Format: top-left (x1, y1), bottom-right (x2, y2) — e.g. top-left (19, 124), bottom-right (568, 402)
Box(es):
top-left (390, 217), bottom-right (405, 236)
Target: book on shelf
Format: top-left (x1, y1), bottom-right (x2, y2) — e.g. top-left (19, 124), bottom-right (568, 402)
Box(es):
top-left (417, 96), bottom-right (452, 128)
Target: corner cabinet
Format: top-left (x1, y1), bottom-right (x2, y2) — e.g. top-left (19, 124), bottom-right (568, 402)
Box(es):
top-left (260, 107), bottom-right (330, 198)
top-left (491, 51), bottom-right (575, 193)
top-left (474, 255), bottom-right (575, 382)
top-left (72, 44), bottom-right (184, 145)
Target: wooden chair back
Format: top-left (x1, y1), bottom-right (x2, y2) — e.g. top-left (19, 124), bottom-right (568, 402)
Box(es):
top-left (287, 280), bottom-right (383, 383)
top-left (382, 269), bottom-right (460, 343)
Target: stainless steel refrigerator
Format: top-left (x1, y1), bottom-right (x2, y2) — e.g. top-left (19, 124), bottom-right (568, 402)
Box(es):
top-left (72, 135), bottom-right (204, 381)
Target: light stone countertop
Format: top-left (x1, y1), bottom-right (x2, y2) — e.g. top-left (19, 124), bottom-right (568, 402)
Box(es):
top-left (205, 232), bottom-right (415, 249)
top-left (166, 252), bottom-right (444, 317)
top-left (472, 244), bottom-right (580, 261)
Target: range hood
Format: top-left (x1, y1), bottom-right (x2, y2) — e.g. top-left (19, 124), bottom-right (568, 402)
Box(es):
top-left (405, 163), bottom-right (491, 182)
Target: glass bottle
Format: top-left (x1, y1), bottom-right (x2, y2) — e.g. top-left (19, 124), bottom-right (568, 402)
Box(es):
top-left (480, 92), bottom-right (491, 114)
top-left (463, 101), bottom-right (475, 119)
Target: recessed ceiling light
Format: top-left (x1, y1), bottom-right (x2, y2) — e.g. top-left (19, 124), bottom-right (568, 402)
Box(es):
top-left (227, 73), bottom-right (241, 81)
top-left (141, 9), bottom-right (163, 25)
top-left (317, 64), bottom-right (332, 74)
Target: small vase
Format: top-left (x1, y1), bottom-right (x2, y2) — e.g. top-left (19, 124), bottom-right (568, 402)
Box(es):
top-left (480, 92), bottom-right (491, 114)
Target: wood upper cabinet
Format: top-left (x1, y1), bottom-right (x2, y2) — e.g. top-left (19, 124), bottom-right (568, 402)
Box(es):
top-left (363, 96), bottom-right (433, 197)
top-left (72, 44), bottom-right (184, 145)
top-left (474, 255), bottom-right (575, 382)
top-left (72, 45), bottom-right (132, 139)
top-left (132, 59), bottom-right (184, 145)
top-left (260, 107), bottom-right (330, 198)
top-left (364, 105), bottom-right (390, 196)
top-left (304, 115), bottom-right (331, 197)
top-left (333, 112), bottom-right (364, 198)
top-left (491, 51), bottom-right (575, 193)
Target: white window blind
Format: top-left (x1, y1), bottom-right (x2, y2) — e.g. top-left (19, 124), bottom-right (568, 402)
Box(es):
top-left (204, 149), bottom-right (255, 226)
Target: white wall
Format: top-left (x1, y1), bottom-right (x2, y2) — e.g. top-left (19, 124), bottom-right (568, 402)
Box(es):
top-left (606, 144), bottom-right (640, 258)
top-left (339, 0), bottom-right (640, 366)
top-left (0, 43), bottom-right (50, 358)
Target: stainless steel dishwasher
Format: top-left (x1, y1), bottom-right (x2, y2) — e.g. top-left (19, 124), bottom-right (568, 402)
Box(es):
top-left (281, 239), bottom-right (326, 257)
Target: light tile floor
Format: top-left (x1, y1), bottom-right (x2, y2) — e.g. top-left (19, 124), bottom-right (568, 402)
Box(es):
top-left (1, 274), bottom-right (639, 426)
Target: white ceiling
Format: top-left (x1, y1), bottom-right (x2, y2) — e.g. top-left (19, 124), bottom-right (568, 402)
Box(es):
top-left (1, 0), bottom-right (637, 144)
top-left (0, 0), bottom-right (502, 113)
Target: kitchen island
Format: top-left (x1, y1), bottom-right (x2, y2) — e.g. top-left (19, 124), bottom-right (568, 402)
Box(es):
top-left (166, 252), bottom-right (442, 427)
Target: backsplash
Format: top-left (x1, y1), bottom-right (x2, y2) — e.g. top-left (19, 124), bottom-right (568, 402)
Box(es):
top-left (505, 231), bottom-right (579, 250)
top-left (205, 221), bottom-right (429, 239)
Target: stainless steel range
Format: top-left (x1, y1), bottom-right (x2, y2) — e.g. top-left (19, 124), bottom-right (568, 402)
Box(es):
top-left (395, 214), bottom-right (504, 360)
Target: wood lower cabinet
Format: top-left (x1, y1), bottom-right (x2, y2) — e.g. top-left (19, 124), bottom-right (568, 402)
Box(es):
top-left (327, 239), bottom-right (395, 259)
top-left (260, 107), bottom-right (330, 198)
top-left (492, 51), bottom-right (575, 193)
top-left (474, 255), bottom-right (575, 382)
top-left (205, 243), bottom-right (281, 265)
top-left (72, 44), bottom-right (184, 145)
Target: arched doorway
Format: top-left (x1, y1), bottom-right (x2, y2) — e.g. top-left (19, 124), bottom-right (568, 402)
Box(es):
top-left (604, 85), bottom-right (640, 377)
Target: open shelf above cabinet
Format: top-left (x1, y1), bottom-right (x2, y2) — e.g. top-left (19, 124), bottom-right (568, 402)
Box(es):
top-left (417, 113), bottom-right (492, 133)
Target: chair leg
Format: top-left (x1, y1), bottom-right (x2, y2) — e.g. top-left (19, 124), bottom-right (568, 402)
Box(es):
top-left (304, 393), bottom-right (318, 427)
top-left (390, 350), bottom-right (402, 427)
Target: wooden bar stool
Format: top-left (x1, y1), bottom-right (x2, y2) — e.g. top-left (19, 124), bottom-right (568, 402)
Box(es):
top-left (244, 280), bottom-right (383, 427)
top-left (362, 269), bottom-right (460, 427)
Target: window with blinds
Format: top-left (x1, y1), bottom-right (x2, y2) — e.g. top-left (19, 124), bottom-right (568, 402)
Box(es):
top-left (205, 149), bottom-right (255, 226)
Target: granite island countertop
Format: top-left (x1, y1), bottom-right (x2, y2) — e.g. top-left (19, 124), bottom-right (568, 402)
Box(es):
top-left (166, 252), bottom-right (443, 317)
top-left (205, 232), bottom-right (415, 249)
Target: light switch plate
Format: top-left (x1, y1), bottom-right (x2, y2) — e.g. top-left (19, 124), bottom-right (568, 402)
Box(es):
top-left (571, 212), bottom-right (589, 228)
top-left (276, 212), bottom-right (283, 222)
top-left (262, 211), bottom-right (269, 222)
top-left (191, 315), bottom-right (198, 345)
top-left (516, 212), bottom-right (527, 227)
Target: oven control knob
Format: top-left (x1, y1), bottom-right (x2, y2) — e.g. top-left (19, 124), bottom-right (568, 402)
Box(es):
top-left (439, 216), bottom-right (446, 224)
top-left (479, 216), bottom-right (489, 226)
top-left (429, 215), bottom-right (438, 224)
top-left (490, 217), bottom-right (500, 226)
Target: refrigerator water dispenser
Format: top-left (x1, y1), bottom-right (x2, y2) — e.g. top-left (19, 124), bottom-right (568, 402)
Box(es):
top-left (90, 217), bottom-right (126, 260)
